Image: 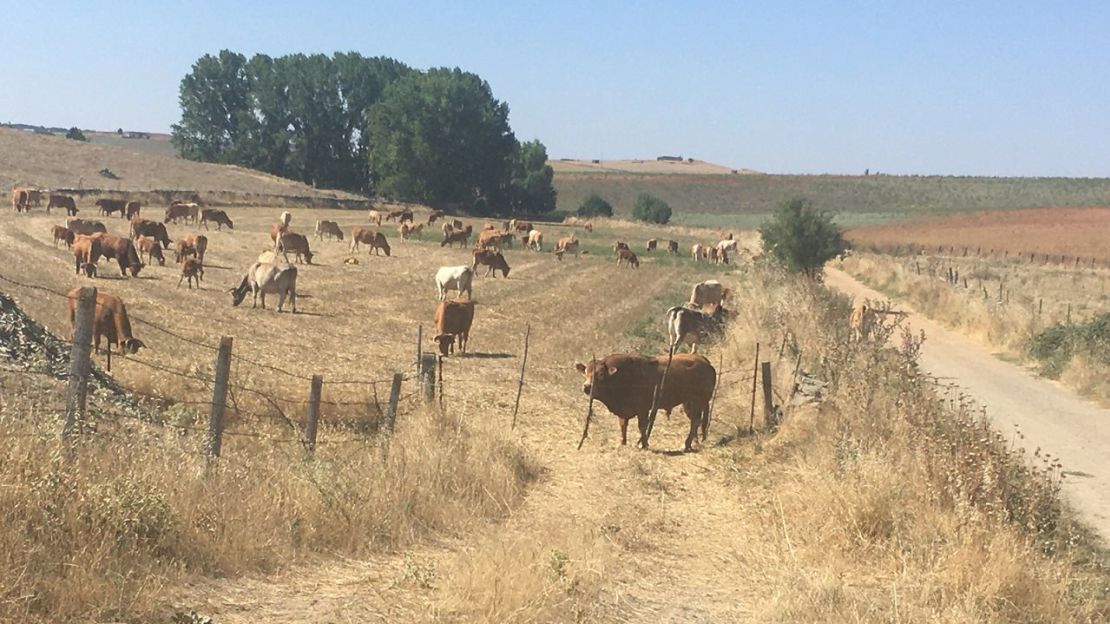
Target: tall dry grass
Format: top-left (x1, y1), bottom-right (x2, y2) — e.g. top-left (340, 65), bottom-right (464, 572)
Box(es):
top-left (0, 372), bottom-right (539, 623)
top-left (840, 252), bottom-right (1110, 404)
top-left (712, 265), bottom-right (1110, 622)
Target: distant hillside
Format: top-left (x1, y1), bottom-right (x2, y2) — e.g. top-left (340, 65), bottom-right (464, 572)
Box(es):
top-left (553, 170), bottom-right (1110, 228)
top-left (549, 158), bottom-right (758, 176)
top-left (0, 127), bottom-right (364, 206)
top-left (85, 130), bottom-right (178, 158)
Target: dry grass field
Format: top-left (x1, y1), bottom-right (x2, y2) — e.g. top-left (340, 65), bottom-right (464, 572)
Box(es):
top-left (549, 158), bottom-right (756, 175)
top-left (1, 202), bottom-right (1108, 622)
top-left (847, 207), bottom-right (1110, 261)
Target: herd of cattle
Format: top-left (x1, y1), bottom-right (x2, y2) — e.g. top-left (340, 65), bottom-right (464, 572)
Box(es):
top-left (16, 190), bottom-right (756, 451)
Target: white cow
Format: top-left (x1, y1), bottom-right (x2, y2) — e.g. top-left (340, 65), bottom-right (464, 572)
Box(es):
top-left (435, 266), bottom-right (474, 301)
top-left (691, 244), bottom-right (703, 262)
top-left (230, 262), bottom-right (298, 312)
top-left (689, 280), bottom-right (729, 307)
top-left (716, 239), bottom-right (739, 253)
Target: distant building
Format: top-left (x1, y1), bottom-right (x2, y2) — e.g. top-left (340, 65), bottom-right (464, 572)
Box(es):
top-left (657, 155), bottom-right (684, 162)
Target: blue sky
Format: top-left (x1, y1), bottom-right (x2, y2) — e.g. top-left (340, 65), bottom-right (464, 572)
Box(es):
top-left (2, 1), bottom-right (1108, 176)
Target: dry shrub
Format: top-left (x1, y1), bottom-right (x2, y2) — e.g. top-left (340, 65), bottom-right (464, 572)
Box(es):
top-left (0, 378), bottom-right (539, 623)
top-left (717, 268), bottom-right (1110, 622)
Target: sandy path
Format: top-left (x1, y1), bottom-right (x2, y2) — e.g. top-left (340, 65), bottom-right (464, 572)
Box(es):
top-left (826, 268), bottom-right (1110, 543)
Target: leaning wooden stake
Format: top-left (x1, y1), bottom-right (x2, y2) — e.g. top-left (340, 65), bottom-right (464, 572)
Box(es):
top-left (761, 361), bottom-right (775, 429)
top-left (207, 336), bottom-right (233, 459)
top-left (64, 286), bottom-right (96, 441)
top-left (304, 374), bottom-right (322, 454)
top-left (415, 324), bottom-right (423, 376)
top-left (577, 354), bottom-right (598, 450)
top-left (748, 342), bottom-right (760, 434)
top-left (510, 324), bottom-right (531, 429)
top-left (385, 373), bottom-right (403, 433)
top-left (644, 345), bottom-right (676, 445)
top-left (420, 354), bottom-right (437, 403)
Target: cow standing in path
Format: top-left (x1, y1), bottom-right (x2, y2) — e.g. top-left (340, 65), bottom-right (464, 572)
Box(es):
top-left (575, 353), bottom-right (716, 451)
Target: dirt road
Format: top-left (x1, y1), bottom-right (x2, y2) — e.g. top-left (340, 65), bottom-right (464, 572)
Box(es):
top-left (826, 268), bottom-right (1110, 543)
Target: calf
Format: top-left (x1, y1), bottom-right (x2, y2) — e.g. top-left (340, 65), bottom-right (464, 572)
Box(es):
top-left (66, 289), bottom-right (146, 362)
top-left (200, 209), bottom-right (234, 230)
top-left (435, 266), bottom-right (474, 300)
top-left (72, 235), bottom-right (101, 277)
top-left (616, 248), bottom-right (639, 268)
top-left (178, 258), bottom-right (204, 289)
top-left (136, 235), bottom-right (165, 266)
top-left (350, 227), bottom-right (391, 256)
top-left (646, 239), bottom-right (658, 252)
top-left (175, 233), bottom-right (208, 263)
top-left (666, 304), bottom-right (726, 353)
top-left (472, 249), bottom-right (511, 277)
top-left (368, 209), bottom-right (383, 226)
top-left (314, 219), bottom-right (345, 241)
top-left (575, 353), bottom-right (716, 451)
top-left (51, 225), bottom-right (70, 248)
top-left (668, 240), bottom-right (679, 254)
top-left (432, 299), bottom-right (475, 356)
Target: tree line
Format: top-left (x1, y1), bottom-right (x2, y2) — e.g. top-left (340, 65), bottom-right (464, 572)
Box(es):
top-left (172, 51), bottom-right (555, 215)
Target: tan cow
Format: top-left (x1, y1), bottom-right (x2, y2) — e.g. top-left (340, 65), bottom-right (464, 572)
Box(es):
top-left (432, 299), bottom-right (475, 356)
top-left (554, 236), bottom-right (580, 260)
top-left (178, 258), bottom-right (204, 289)
top-left (368, 209), bottom-right (383, 226)
top-left (350, 227), bottom-right (391, 256)
top-left (276, 232), bottom-right (313, 264)
top-left (527, 229), bottom-right (543, 251)
top-left (175, 233), bottom-right (208, 264)
top-left (72, 235), bottom-right (102, 277)
top-left (849, 303), bottom-right (874, 342)
top-left (689, 280), bottom-right (730, 308)
top-left (66, 289), bottom-right (145, 358)
top-left (314, 219), bottom-right (345, 241)
top-left (136, 235), bottom-right (165, 266)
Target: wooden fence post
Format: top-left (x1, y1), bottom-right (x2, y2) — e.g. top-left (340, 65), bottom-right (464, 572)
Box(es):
top-left (761, 361), bottom-right (776, 429)
top-left (1067, 303), bottom-right (1072, 326)
top-left (415, 324), bottom-right (423, 376)
top-left (304, 374), bottom-right (322, 453)
top-left (385, 373), bottom-right (403, 433)
top-left (207, 336), bottom-right (233, 459)
top-left (511, 324), bottom-right (531, 429)
top-left (64, 286), bottom-right (96, 440)
top-left (420, 354), bottom-right (437, 403)
top-left (748, 342), bottom-right (760, 434)
top-left (1038, 298), bottom-right (1043, 315)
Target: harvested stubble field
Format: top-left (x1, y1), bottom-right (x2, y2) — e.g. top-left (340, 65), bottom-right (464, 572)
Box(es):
top-left (847, 207), bottom-right (1110, 262)
top-left (1, 204), bottom-right (1108, 622)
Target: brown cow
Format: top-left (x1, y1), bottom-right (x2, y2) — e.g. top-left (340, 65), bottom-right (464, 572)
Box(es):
top-left (472, 249), bottom-right (511, 277)
top-left (276, 232), bottom-right (313, 264)
top-left (441, 225), bottom-right (473, 248)
top-left (427, 209), bottom-right (445, 225)
top-left (554, 236), bottom-right (580, 260)
top-left (96, 198), bottom-right (127, 218)
top-left (51, 225), bottom-right (70, 248)
top-left (350, 227), bottom-right (391, 256)
top-left (616, 248), bottom-right (639, 268)
top-left (614, 241), bottom-right (630, 254)
top-left (11, 188), bottom-right (29, 213)
top-left (48, 194), bottom-right (78, 216)
top-left (667, 240), bottom-right (679, 254)
top-left (432, 299), bottom-right (475, 356)
top-left (175, 233), bottom-right (208, 263)
top-left (200, 209), bottom-right (234, 230)
top-left (26, 190), bottom-right (43, 208)
top-left (136, 235), bottom-right (165, 266)
top-left (66, 217), bottom-right (107, 237)
top-left (178, 258), bottom-right (204, 289)
top-left (400, 222), bottom-right (423, 240)
top-left (477, 228), bottom-right (504, 250)
top-left (125, 201), bottom-right (141, 220)
top-left (574, 353), bottom-right (715, 451)
top-left (164, 202), bottom-right (191, 224)
top-left (646, 239), bottom-right (658, 252)
top-left (89, 232), bottom-right (143, 277)
top-left (314, 219), bottom-right (345, 241)
top-left (130, 218), bottom-right (171, 249)
top-left (72, 235), bottom-right (102, 277)
top-left (584, 221), bottom-right (593, 233)
top-left (66, 289), bottom-right (145, 363)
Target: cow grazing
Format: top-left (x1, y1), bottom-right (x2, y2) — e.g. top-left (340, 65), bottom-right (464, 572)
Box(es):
top-left (716, 239), bottom-right (739, 254)
top-left (178, 258), bottom-right (204, 289)
top-left (400, 222), bottom-right (424, 240)
top-left (689, 280), bottom-right (730, 308)
top-left (136, 235), bottom-right (165, 266)
top-left (575, 353), bottom-right (716, 451)
top-left (72, 235), bottom-right (101, 277)
top-left (368, 209), bottom-right (383, 226)
top-left (554, 236), bottom-right (580, 260)
top-left (314, 219), bottom-right (344, 241)
top-left (477, 228), bottom-right (505, 250)
top-left (432, 299), bottom-right (475, 356)
top-left (230, 262), bottom-right (297, 312)
top-left (584, 221), bottom-right (593, 233)
top-left (66, 289), bottom-right (145, 359)
top-left (125, 201), bottom-right (141, 220)
top-left (646, 239), bottom-right (658, 252)
top-left (51, 225), bottom-right (70, 248)
top-left (164, 202), bottom-right (191, 224)
top-left (90, 232), bottom-right (143, 277)
top-left (96, 198), bottom-right (127, 218)
top-left (66, 218), bottom-right (107, 251)
top-left (200, 209), bottom-right (234, 230)
top-left (130, 218), bottom-right (171, 249)
top-left (472, 249), bottom-right (511, 278)
top-left (435, 266), bottom-right (474, 300)
top-left (666, 304), bottom-right (727, 353)
top-left (668, 240), bottom-right (679, 254)
top-left (441, 225), bottom-right (473, 248)
top-left (527, 229), bottom-right (543, 252)
top-left (276, 232), bottom-right (313, 264)
top-left (349, 227), bottom-right (391, 256)
top-left (175, 233), bottom-right (208, 264)
top-left (616, 248), bottom-right (639, 268)
top-left (614, 241), bottom-right (630, 254)
top-left (385, 209), bottom-right (405, 222)
top-left (427, 209), bottom-right (445, 225)
top-left (48, 194), bottom-right (78, 215)
top-left (441, 222), bottom-right (454, 237)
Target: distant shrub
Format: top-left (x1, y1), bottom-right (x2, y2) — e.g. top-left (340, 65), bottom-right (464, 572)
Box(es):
top-left (760, 198), bottom-right (848, 277)
top-left (65, 127), bottom-right (87, 141)
top-left (576, 193), bottom-right (613, 218)
top-left (1030, 312), bottom-right (1110, 378)
top-left (632, 193), bottom-right (671, 224)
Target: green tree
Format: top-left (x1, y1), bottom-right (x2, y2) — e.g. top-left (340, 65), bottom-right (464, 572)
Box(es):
top-left (366, 68), bottom-right (516, 208)
top-left (171, 50), bottom-right (255, 163)
top-left (577, 193), bottom-right (613, 217)
top-left (632, 193), bottom-right (672, 224)
top-left (759, 198), bottom-right (849, 277)
top-left (65, 127), bottom-right (87, 141)
top-left (504, 139), bottom-right (556, 214)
